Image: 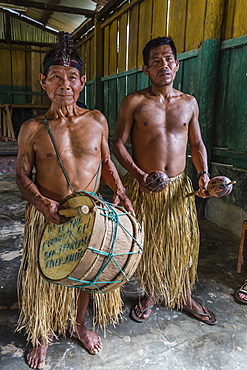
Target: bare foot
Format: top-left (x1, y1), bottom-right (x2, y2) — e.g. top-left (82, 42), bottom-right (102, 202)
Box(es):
top-left (72, 325), bottom-right (102, 354)
top-left (26, 343), bottom-right (48, 369)
top-left (132, 296), bottom-right (155, 322)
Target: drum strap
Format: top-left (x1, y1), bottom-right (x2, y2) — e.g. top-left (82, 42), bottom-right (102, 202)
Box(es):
top-left (44, 116), bottom-right (74, 192)
top-left (43, 117), bottom-right (101, 192)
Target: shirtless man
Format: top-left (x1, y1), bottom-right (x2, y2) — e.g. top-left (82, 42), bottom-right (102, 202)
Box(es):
top-left (16, 33), bottom-right (134, 369)
top-left (112, 36), bottom-right (217, 325)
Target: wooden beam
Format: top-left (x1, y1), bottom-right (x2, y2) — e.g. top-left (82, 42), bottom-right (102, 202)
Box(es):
top-left (38, 0), bottom-right (60, 27)
top-left (72, 0), bottom-right (128, 42)
top-left (0, 39), bottom-right (55, 47)
top-left (0, 0), bottom-right (96, 17)
top-left (92, 0), bottom-right (108, 5)
top-left (0, 8), bottom-right (58, 36)
top-left (72, 19), bottom-right (95, 43)
top-left (0, 44), bottom-right (48, 52)
top-left (4, 10), bottom-right (11, 43)
top-left (96, 0), bottom-right (127, 21)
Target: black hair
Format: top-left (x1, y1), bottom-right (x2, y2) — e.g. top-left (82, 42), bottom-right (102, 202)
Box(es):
top-left (142, 36), bottom-right (177, 66)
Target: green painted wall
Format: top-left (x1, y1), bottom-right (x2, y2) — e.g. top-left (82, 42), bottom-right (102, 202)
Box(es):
top-left (84, 37), bottom-right (247, 172)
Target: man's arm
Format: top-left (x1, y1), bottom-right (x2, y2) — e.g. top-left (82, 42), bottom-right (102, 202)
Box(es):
top-left (96, 111), bottom-right (135, 215)
top-left (16, 121), bottom-right (67, 224)
top-left (188, 97), bottom-right (211, 198)
top-left (112, 94), bottom-right (148, 191)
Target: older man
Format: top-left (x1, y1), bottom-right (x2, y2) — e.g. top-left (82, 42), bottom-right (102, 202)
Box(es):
top-left (16, 32), bottom-right (134, 369)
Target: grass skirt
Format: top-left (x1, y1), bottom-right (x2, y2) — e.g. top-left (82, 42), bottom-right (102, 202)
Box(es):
top-left (123, 172), bottom-right (200, 309)
top-left (17, 203), bottom-right (122, 347)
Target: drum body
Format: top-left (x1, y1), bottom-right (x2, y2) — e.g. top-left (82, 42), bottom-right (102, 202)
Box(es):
top-left (39, 192), bottom-right (143, 293)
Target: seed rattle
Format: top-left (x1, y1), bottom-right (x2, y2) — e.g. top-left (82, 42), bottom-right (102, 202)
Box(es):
top-left (145, 171), bottom-right (169, 192)
top-left (187, 176), bottom-right (236, 197)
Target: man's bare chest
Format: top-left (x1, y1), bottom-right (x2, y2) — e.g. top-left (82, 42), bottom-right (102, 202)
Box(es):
top-left (134, 102), bottom-right (192, 132)
top-left (33, 127), bottom-right (101, 161)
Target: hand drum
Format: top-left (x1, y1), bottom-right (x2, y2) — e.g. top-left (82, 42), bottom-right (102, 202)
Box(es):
top-left (145, 171), bottom-right (169, 192)
top-left (207, 176), bottom-right (235, 197)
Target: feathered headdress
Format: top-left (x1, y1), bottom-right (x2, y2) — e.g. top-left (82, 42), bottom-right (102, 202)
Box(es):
top-left (55, 31), bottom-right (73, 66)
top-left (43, 31), bottom-right (83, 75)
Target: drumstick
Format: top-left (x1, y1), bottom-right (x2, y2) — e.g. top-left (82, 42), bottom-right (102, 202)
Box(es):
top-left (186, 189), bottom-right (200, 197)
top-left (186, 181), bottom-right (236, 197)
top-left (59, 205), bottom-right (94, 217)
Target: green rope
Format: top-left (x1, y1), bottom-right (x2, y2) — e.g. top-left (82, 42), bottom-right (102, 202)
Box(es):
top-left (44, 117), bottom-right (74, 192)
top-left (47, 191), bottom-right (142, 293)
top-left (44, 119), bottom-right (101, 193)
top-left (94, 161), bottom-right (101, 192)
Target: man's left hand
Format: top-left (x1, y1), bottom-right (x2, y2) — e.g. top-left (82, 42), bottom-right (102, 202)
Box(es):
top-left (112, 193), bottom-right (135, 217)
top-left (197, 173), bottom-right (211, 198)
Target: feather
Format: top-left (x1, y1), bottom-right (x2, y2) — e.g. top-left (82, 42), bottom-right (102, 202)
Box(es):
top-left (56, 31), bottom-right (74, 67)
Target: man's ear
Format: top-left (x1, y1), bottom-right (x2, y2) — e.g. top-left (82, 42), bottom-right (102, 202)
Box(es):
top-left (175, 59), bottom-right (179, 72)
top-left (143, 65), bottom-right (149, 76)
top-left (38, 73), bottom-right (47, 91)
top-left (80, 75), bottom-right (86, 91)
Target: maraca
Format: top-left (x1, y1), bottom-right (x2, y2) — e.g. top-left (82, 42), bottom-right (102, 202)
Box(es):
top-left (187, 176), bottom-right (236, 197)
top-left (145, 171), bottom-right (169, 192)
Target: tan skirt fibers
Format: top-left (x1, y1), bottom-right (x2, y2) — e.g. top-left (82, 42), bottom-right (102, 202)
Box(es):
top-left (123, 172), bottom-right (200, 309)
top-left (17, 203), bottom-right (122, 347)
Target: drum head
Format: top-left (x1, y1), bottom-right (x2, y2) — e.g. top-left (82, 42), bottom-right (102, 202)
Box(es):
top-left (39, 193), bottom-right (95, 281)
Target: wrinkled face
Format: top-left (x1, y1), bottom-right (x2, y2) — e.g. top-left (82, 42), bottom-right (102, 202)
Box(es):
top-left (143, 44), bottom-right (179, 87)
top-left (39, 64), bottom-right (85, 106)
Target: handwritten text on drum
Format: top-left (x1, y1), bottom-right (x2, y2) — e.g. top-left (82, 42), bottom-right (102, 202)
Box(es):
top-left (41, 219), bottom-right (90, 270)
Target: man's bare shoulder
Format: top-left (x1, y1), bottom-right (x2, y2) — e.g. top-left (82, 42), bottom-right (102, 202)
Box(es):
top-left (174, 89), bottom-right (198, 105)
top-left (87, 109), bottom-right (105, 121)
top-left (120, 87), bottom-right (150, 107)
top-left (84, 109), bottom-right (108, 129)
top-left (19, 115), bottom-right (45, 134)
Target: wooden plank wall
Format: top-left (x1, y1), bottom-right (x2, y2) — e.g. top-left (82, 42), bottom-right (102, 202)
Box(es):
top-left (210, 0), bottom-right (247, 169)
top-left (0, 44), bottom-right (50, 136)
top-left (223, 0), bottom-right (247, 40)
top-left (78, 0), bottom-right (247, 156)
top-left (212, 39), bottom-right (247, 168)
top-left (0, 10), bottom-right (55, 135)
top-left (0, 45), bottom-right (50, 104)
top-left (77, 31), bottom-right (94, 108)
top-left (1, 0), bottom-right (246, 146)
top-left (78, 0), bottom-right (247, 84)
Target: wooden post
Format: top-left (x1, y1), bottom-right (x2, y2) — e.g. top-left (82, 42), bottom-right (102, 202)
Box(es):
top-left (93, 20), bottom-right (103, 111)
top-left (5, 104), bottom-right (15, 138)
top-left (197, 0), bottom-right (225, 158)
top-left (237, 220), bottom-right (247, 273)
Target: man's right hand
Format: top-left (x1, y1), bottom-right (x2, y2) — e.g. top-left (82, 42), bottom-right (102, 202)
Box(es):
top-left (136, 172), bottom-right (152, 193)
top-left (37, 197), bottom-right (68, 224)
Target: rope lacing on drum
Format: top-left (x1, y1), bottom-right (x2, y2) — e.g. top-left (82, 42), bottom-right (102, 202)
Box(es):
top-left (65, 191), bottom-right (142, 292)
top-left (45, 190), bottom-right (142, 293)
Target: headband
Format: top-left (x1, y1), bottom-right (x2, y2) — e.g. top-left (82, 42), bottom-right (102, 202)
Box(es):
top-left (43, 59), bottom-right (82, 76)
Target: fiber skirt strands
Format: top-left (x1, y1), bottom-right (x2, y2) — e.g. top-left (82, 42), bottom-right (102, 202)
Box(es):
top-left (39, 191), bottom-right (143, 293)
top-left (123, 172), bottom-right (200, 309)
